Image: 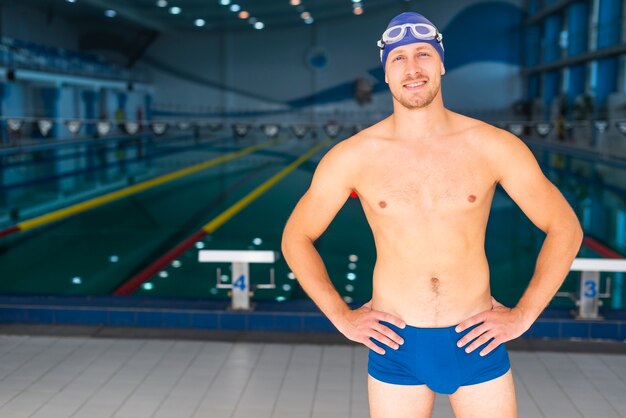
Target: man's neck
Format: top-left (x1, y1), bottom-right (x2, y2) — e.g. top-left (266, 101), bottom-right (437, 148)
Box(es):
top-left (390, 98), bottom-right (450, 142)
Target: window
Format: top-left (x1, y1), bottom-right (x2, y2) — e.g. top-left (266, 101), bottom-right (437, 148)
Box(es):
top-left (587, 60), bottom-right (598, 95)
top-left (619, 54), bottom-right (626, 92)
top-left (617, 209), bottom-right (625, 248)
top-left (562, 67), bottom-right (570, 94)
top-left (589, 0), bottom-right (600, 51)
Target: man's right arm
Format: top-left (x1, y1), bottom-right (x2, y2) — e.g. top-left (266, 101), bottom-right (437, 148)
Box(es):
top-left (281, 138), bottom-right (406, 354)
top-left (281, 139), bottom-right (356, 326)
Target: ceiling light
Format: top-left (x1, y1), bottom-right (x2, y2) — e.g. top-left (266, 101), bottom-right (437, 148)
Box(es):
top-left (169, 6), bottom-right (181, 14)
top-left (66, 0), bottom-right (77, 3)
top-left (352, 2), bottom-right (362, 7)
top-left (290, 0), bottom-right (301, 5)
top-left (230, 4), bottom-right (240, 12)
top-left (238, 10), bottom-right (249, 19)
top-left (353, 7), bottom-right (363, 15)
top-left (304, 17), bottom-right (314, 24)
top-left (219, 0), bottom-right (231, 4)
top-left (254, 21), bottom-right (265, 29)
top-left (195, 18), bottom-right (206, 26)
top-left (352, 0), bottom-right (360, 2)
top-left (301, 11), bottom-right (310, 19)
top-left (156, 0), bottom-right (167, 7)
top-left (105, 9), bottom-right (117, 17)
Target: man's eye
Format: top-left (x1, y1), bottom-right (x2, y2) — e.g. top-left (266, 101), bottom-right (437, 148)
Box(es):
top-left (419, 53), bottom-right (430, 57)
top-left (393, 56), bottom-right (404, 61)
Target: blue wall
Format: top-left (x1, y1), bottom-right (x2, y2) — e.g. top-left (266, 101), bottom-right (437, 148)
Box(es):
top-left (141, 0), bottom-right (524, 116)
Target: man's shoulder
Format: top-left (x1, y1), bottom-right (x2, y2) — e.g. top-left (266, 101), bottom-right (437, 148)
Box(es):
top-left (327, 121), bottom-right (387, 156)
top-left (318, 131), bottom-right (369, 171)
top-left (450, 113), bottom-right (497, 136)
top-left (460, 115), bottom-right (521, 150)
top-left (461, 118), bottom-right (535, 184)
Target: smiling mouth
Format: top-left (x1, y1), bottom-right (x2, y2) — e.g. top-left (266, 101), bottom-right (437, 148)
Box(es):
top-left (403, 80), bottom-right (427, 90)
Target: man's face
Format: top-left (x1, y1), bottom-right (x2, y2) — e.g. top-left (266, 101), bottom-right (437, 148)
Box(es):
top-left (384, 43), bottom-right (445, 110)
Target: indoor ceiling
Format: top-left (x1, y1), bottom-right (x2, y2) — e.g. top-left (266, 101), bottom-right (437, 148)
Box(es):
top-left (16, 0), bottom-right (411, 33)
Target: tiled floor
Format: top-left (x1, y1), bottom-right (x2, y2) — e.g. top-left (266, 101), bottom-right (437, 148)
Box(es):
top-left (0, 335), bottom-right (624, 418)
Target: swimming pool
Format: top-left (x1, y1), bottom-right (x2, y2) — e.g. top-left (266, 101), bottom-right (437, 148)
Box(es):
top-left (0, 130), bottom-right (624, 318)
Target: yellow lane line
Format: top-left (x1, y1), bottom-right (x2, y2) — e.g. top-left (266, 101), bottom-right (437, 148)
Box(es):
top-left (202, 138), bottom-right (331, 234)
top-left (18, 137), bottom-right (286, 232)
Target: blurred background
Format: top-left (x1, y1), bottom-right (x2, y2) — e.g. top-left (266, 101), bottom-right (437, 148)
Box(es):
top-left (0, 2), bottom-right (625, 418)
top-left (0, 0), bottom-right (623, 331)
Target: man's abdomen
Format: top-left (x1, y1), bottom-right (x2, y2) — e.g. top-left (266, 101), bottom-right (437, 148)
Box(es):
top-left (370, 255), bottom-right (492, 327)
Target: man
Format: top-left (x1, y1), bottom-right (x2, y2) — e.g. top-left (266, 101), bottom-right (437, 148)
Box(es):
top-left (281, 11), bottom-right (583, 418)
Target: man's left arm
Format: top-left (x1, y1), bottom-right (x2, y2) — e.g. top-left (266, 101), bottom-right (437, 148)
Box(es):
top-left (457, 129), bottom-right (584, 355)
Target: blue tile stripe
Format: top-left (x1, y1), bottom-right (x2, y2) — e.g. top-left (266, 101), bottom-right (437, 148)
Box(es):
top-left (524, 319), bottom-right (626, 341)
top-left (0, 306), bottom-right (337, 333)
top-left (0, 305), bottom-right (624, 340)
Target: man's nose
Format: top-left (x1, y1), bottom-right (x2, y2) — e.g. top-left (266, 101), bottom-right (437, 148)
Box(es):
top-left (404, 57), bottom-right (422, 76)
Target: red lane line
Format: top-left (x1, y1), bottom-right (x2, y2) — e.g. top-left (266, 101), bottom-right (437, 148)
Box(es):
top-left (583, 235), bottom-right (624, 259)
top-left (111, 161), bottom-right (272, 296)
top-left (0, 225), bottom-right (21, 238)
top-left (113, 229), bottom-right (208, 295)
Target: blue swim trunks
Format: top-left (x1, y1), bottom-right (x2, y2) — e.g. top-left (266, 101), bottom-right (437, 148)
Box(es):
top-left (367, 320), bottom-right (511, 394)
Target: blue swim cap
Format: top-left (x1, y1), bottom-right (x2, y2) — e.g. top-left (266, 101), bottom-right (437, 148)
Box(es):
top-left (379, 12), bottom-right (445, 71)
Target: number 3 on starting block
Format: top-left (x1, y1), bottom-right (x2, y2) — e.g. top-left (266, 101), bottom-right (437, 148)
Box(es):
top-left (583, 279), bottom-right (597, 298)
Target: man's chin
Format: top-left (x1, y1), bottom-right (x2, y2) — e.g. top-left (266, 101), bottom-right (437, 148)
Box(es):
top-left (399, 98), bottom-right (433, 110)
top-left (391, 92), bottom-right (435, 110)
top-left (392, 85), bottom-right (439, 109)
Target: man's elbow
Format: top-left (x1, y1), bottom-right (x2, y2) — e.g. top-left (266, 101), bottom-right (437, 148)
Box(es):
top-left (552, 214), bottom-right (584, 246)
top-left (570, 222), bottom-right (584, 251)
top-left (280, 228), bottom-right (293, 255)
top-left (281, 227), bottom-right (313, 255)
top-left (547, 209), bottom-right (583, 238)
top-left (574, 221), bottom-right (584, 247)
top-left (567, 210), bottom-right (584, 243)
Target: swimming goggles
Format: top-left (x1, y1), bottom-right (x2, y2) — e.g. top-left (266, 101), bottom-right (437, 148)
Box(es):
top-left (377, 23), bottom-right (443, 50)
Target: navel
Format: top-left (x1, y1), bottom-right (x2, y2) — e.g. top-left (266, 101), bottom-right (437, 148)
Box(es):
top-left (467, 194), bottom-right (476, 203)
top-left (378, 200), bottom-right (387, 208)
top-left (430, 277), bottom-right (439, 295)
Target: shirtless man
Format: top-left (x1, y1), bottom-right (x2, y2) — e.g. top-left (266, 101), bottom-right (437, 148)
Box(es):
top-left (281, 12), bottom-right (583, 418)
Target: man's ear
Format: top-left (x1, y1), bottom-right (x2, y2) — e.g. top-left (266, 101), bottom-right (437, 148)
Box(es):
top-left (441, 62), bottom-right (446, 76)
top-left (385, 72), bottom-right (388, 84)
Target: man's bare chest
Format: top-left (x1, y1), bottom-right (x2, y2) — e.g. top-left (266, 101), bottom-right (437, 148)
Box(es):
top-left (355, 146), bottom-right (497, 216)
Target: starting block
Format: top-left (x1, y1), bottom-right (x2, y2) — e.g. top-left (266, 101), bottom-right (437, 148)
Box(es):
top-left (198, 250), bottom-right (277, 310)
top-left (556, 258), bottom-right (626, 319)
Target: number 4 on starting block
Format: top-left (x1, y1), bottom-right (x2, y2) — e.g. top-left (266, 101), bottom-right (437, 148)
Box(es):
top-left (198, 250), bottom-right (277, 310)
